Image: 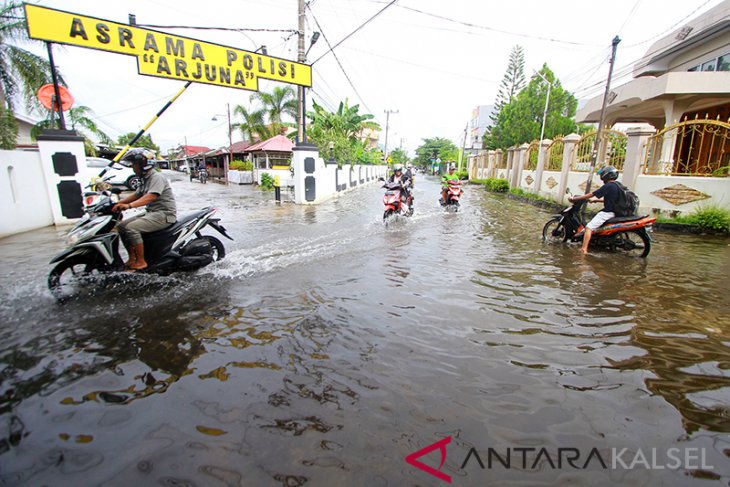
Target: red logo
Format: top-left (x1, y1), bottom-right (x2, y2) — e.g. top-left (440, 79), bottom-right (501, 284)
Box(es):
top-left (405, 436), bottom-right (452, 483)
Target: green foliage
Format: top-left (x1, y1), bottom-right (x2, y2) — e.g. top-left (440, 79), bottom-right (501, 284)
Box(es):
top-left (32, 105), bottom-right (110, 155)
top-left (509, 187), bottom-right (552, 203)
top-left (388, 147), bottom-right (409, 166)
top-left (414, 137), bottom-right (458, 168)
top-left (0, 105), bottom-right (18, 149)
top-left (662, 205), bottom-right (730, 233)
top-left (483, 178), bottom-right (510, 192)
top-left (484, 64), bottom-right (578, 150)
top-left (0, 1), bottom-right (62, 113)
top-left (260, 172), bottom-right (274, 190)
top-left (456, 170), bottom-right (469, 180)
top-left (117, 133), bottom-right (160, 152)
top-left (307, 99), bottom-right (380, 167)
top-left (230, 159), bottom-right (253, 171)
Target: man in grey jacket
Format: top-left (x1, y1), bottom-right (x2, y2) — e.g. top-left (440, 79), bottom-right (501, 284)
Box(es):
top-left (112, 148), bottom-right (177, 271)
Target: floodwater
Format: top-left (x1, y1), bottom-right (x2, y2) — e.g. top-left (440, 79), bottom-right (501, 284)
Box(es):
top-left (0, 172), bottom-right (728, 486)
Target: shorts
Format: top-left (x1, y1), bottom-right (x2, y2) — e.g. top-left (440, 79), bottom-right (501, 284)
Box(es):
top-left (586, 211), bottom-right (616, 231)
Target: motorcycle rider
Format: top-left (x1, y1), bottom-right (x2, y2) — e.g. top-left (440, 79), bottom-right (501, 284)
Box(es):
top-left (568, 165), bottom-right (621, 255)
top-left (388, 164), bottom-right (412, 210)
top-left (112, 148), bottom-right (177, 271)
top-left (440, 163), bottom-right (460, 205)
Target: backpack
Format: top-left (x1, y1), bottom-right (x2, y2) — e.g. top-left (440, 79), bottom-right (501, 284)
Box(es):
top-left (613, 182), bottom-right (640, 217)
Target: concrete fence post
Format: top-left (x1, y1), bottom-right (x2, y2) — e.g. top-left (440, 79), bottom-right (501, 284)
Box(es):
top-left (512, 143), bottom-right (529, 188)
top-left (623, 127), bottom-right (654, 189)
top-left (534, 138), bottom-right (551, 194)
top-left (559, 133), bottom-right (580, 204)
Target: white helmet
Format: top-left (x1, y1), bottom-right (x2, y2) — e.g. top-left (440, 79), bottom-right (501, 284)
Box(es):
top-left (121, 148), bottom-right (156, 172)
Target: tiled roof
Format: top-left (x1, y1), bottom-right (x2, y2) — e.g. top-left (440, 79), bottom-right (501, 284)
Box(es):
top-left (246, 135), bottom-right (293, 153)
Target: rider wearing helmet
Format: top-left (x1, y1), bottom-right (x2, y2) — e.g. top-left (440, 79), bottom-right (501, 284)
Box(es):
top-left (440, 163), bottom-right (459, 205)
top-left (112, 148), bottom-right (177, 271)
top-left (568, 165), bottom-right (621, 255)
top-left (388, 164), bottom-right (413, 209)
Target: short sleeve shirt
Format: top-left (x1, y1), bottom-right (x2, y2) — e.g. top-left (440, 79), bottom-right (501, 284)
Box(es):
top-left (136, 170), bottom-right (177, 220)
top-left (592, 181), bottom-right (620, 213)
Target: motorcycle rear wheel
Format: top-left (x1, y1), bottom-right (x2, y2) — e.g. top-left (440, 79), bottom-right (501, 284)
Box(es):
top-left (204, 236), bottom-right (225, 261)
top-left (48, 256), bottom-right (105, 302)
top-left (201, 172), bottom-right (208, 184)
top-left (615, 230), bottom-right (651, 257)
top-left (542, 217), bottom-right (566, 243)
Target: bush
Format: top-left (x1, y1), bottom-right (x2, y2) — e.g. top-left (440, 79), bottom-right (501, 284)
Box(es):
top-left (230, 160), bottom-right (253, 171)
top-left (685, 205), bottom-right (730, 233)
top-left (456, 170), bottom-right (469, 180)
top-left (484, 178), bottom-right (509, 192)
top-left (260, 172), bottom-right (274, 190)
top-left (658, 205), bottom-right (730, 233)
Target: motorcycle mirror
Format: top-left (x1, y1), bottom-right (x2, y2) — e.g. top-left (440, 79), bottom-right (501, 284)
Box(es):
top-left (378, 177), bottom-right (385, 182)
top-left (565, 188), bottom-right (572, 195)
top-left (111, 188), bottom-right (122, 195)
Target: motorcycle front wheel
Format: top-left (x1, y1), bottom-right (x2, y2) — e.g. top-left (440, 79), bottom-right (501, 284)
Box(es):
top-left (615, 230), bottom-right (651, 257)
top-left (542, 218), bottom-right (566, 243)
top-left (48, 256), bottom-right (105, 302)
top-left (201, 172), bottom-right (208, 184)
top-left (383, 209), bottom-right (394, 222)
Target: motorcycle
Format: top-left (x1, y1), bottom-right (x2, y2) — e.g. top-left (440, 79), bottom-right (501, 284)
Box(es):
top-left (441, 180), bottom-right (463, 212)
top-left (190, 167), bottom-right (208, 184)
top-left (542, 195), bottom-right (656, 257)
top-left (382, 181), bottom-right (413, 221)
top-left (48, 193), bottom-right (233, 301)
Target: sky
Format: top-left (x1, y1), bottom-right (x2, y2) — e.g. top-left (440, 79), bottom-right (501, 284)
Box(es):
top-left (13, 0), bottom-right (725, 157)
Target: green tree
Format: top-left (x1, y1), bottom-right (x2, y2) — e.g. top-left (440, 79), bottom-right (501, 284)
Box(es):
top-left (484, 64), bottom-right (578, 150)
top-left (0, 1), bottom-right (63, 148)
top-left (232, 104), bottom-right (268, 142)
top-left (117, 133), bottom-right (160, 153)
top-left (490, 45), bottom-right (526, 127)
top-left (249, 86), bottom-right (297, 126)
top-left (307, 99), bottom-right (380, 166)
top-left (414, 137), bottom-right (458, 169)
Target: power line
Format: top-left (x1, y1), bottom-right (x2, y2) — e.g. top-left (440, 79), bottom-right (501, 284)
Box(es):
top-left (307, 8), bottom-right (373, 113)
top-left (311, 0), bottom-right (399, 64)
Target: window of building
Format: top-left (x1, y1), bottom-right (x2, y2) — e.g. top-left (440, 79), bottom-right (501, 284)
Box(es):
top-left (701, 59), bottom-right (716, 71)
top-left (718, 53), bottom-right (730, 71)
top-left (688, 65), bottom-right (700, 71)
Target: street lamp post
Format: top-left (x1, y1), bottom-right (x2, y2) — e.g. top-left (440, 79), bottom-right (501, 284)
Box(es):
top-left (534, 70), bottom-right (553, 173)
top-left (212, 104), bottom-right (233, 183)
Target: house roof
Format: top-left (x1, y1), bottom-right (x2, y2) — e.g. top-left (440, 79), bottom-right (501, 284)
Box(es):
top-left (246, 135), bottom-right (293, 153)
top-left (180, 145), bottom-right (211, 156)
top-left (230, 140), bottom-right (253, 153)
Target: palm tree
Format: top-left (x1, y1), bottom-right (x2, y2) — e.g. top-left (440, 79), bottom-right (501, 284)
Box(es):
top-left (232, 104), bottom-right (268, 142)
top-left (249, 86), bottom-right (297, 126)
top-left (0, 1), bottom-right (63, 148)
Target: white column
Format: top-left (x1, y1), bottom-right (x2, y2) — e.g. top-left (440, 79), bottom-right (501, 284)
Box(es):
top-left (36, 129), bottom-right (90, 226)
top-left (534, 138), bottom-right (551, 194)
top-left (623, 127), bottom-right (654, 189)
top-left (559, 133), bottom-right (580, 204)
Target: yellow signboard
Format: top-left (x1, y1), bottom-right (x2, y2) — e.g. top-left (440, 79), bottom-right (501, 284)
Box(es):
top-left (24, 4), bottom-right (312, 92)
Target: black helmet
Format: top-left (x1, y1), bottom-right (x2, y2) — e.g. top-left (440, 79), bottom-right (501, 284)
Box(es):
top-left (597, 165), bottom-right (619, 182)
top-left (121, 148), bottom-right (156, 172)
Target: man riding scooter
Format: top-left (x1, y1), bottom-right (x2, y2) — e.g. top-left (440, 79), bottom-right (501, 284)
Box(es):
top-left (440, 163), bottom-right (461, 205)
top-left (568, 165), bottom-right (621, 255)
top-left (112, 148), bottom-right (177, 271)
top-left (388, 164), bottom-right (413, 212)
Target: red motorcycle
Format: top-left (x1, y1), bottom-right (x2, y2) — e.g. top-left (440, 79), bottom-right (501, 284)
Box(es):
top-left (382, 181), bottom-right (413, 221)
top-left (442, 180), bottom-right (463, 212)
top-left (542, 199), bottom-right (656, 257)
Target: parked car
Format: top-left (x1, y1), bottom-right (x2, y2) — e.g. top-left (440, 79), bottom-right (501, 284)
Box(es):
top-left (85, 157), bottom-right (142, 191)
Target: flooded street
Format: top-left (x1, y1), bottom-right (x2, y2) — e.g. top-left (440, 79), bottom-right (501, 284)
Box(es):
top-left (0, 172), bottom-right (728, 486)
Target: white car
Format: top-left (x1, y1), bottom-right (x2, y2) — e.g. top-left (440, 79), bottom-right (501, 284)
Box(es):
top-left (85, 157), bottom-right (142, 191)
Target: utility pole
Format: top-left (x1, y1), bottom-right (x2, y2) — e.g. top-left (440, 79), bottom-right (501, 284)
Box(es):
top-left (534, 70), bottom-right (553, 174)
top-left (383, 109), bottom-right (398, 164)
top-left (226, 103), bottom-right (232, 182)
top-left (585, 35), bottom-right (621, 194)
top-left (460, 122), bottom-right (468, 172)
top-left (297, 0), bottom-right (306, 144)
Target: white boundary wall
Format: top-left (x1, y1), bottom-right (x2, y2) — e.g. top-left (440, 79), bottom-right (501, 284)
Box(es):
top-left (0, 149), bottom-right (54, 239)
